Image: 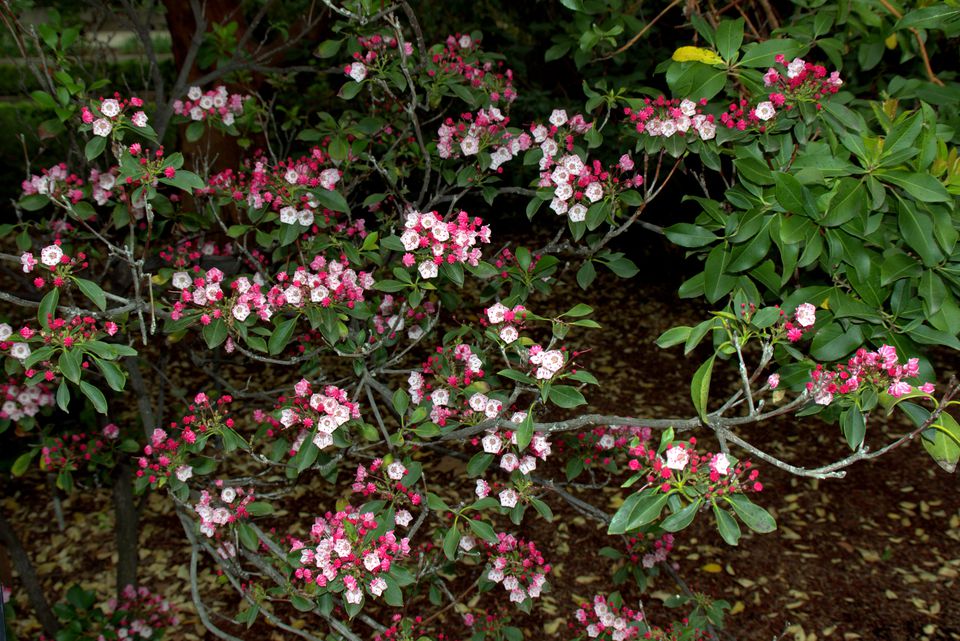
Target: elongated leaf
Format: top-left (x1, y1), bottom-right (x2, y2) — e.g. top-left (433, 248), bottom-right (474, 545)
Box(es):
top-left (727, 494), bottom-right (777, 533)
top-left (713, 503), bottom-right (742, 545)
top-left (79, 381), bottom-right (108, 414)
top-left (549, 385), bottom-right (586, 409)
top-left (691, 355), bottom-right (715, 423)
top-left (74, 278), bottom-right (107, 311)
top-left (660, 498), bottom-right (702, 532)
top-left (38, 288), bottom-right (59, 329)
top-left (268, 317), bottom-right (297, 355)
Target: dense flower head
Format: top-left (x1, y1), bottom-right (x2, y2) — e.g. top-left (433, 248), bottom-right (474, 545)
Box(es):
top-left (430, 33), bottom-right (517, 103)
top-left (400, 209), bottom-right (491, 278)
top-left (193, 483), bottom-right (256, 537)
top-left (627, 438), bottom-right (763, 495)
top-left (172, 85), bottom-right (248, 125)
top-left (476, 532), bottom-right (550, 604)
top-left (351, 460), bottom-right (423, 511)
top-left (624, 96), bottom-right (716, 141)
top-left (21, 163), bottom-right (86, 203)
top-left (573, 593), bottom-right (646, 641)
top-left (370, 294), bottom-right (438, 343)
top-left (290, 505), bottom-right (411, 604)
top-left (275, 380), bottom-right (361, 452)
top-left (136, 393), bottom-right (235, 485)
top-left (806, 344), bottom-right (933, 406)
top-left (0, 378), bottom-right (55, 422)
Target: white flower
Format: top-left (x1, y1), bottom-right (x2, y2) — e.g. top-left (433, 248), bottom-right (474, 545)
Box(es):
top-left (468, 393), bottom-right (488, 412)
top-left (40, 245), bottom-right (63, 267)
top-left (568, 203), bottom-right (587, 223)
top-left (549, 109), bottom-right (568, 127)
top-left (712, 453), bottom-right (730, 475)
top-left (188, 86), bottom-right (202, 101)
top-left (660, 119), bottom-right (677, 138)
top-left (400, 230), bottom-right (420, 251)
top-left (297, 209), bottom-right (315, 226)
top-left (132, 111), bottom-right (148, 127)
top-left (395, 510), bottom-right (413, 527)
top-left (486, 303), bottom-right (509, 324)
top-left (754, 101), bottom-right (776, 121)
top-left (418, 261), bottom-right (438, 279)
top-left (458, 34), bottom-right (472, 49)
top-left (171, 272), bottom-right (192, 289)
top-left (175, 465), bottom-right (193, 482)
top-left (221, 487), bottom-right (237, 503)
top-left (500, 453), bottom-right (519, 472)
top-left (279, 206), bottom-right (298, 224)
top-left (10, 343), bottom-right (31, 360)
top-left (386, 461), bottom-right (407, 480)
top-left (665, 445), bottom-right (690, 471)
top-left (284, 169), bottom-right (299, 185)
top-left (460, 136), bottom-right (479, 156)
top-left (482, 433), bottom-right (502, 454)
top-left (92, 118), bottom-right (112, 137)
top-left (680, 99), bottom-right (697, 116)
top-left (584, 182), bottom-right (603, 203)
top-left (499, 488), bottom-right (519, 508)
top-left (369, 577), bottom-right (387, 597)
top-left (787, 57), bottom-right (805, 79)
top-left (363, 551), bottom-right (380, 571)
top-left (499, 326), bottom-right (518, 343)
top-left (697, 120), bottom-right (716, 140)
top-left (100, 99), bottom-right (120, 117)
top-left (0, 324), bottom-right (11, 341)
top-left (795, 303), bottom-right (816, 328)
top-left (348, 62), bottom-right (367, 83)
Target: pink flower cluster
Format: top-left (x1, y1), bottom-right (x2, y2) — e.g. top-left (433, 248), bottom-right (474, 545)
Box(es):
top-left (573, 594), bottom-right (645, 641)
top-left (625, 97), bottom-right (716, 140)
top-left (80, 93), bottom-right (148, 137)
top-left (763, 56), bottom-right (843, 106)
top-left (807, 344), bottom-right (934, 406)
top-left (628, 437), bottom-right (762, 495)
top-left (40, 431), bottom-right (112, 473)
top-left (478, 532), bottom-right (550, 604)
top-left (0, 378), bottom-right (55, 422)
top-left (528, 344), bottom-right (567, 380)
top-left (21, 242), bottom-right (89, 290)
top-left (136, 393), bottom-right (234, 485)
top-left (173, 85), bottom-right (247, 126)
top-left (351, 459), bottom-right (423, 516)
top-left (624, 530), bottom-right (675, 570)
top-left (483, 302), bottom-right (528, 344)
top-left (783, 302), bottom-right (818, 342)
top-left (277, 379), bottom-right (360, 450)
top-left (204, 149), bottom-right (344, 228)
top-left (170, 256), bottom-right (373, 325)
top-left (563, 425), bottom-right (653, 470)
top-left (194, 483), bottom-right (255, 538)
top-left (21, 163), bottom-right (85, 203)
top-left (343, 32), bottom-right (414, 83)
top-left (399, 210), bottom-right (491, 279)
top-left (104, 584), bottom-right (179, 640)
top-left (1, 315), bottom-right (119, 375)
top-left (409, 342), bottom-right (486, 410)
top-left (436, 106), bottom-right (524, 165)
top-left (476, 413), bottom-right (552, 477)
top-left (290, 506), bottom-right (411, 604)
top-left (430, 33), bottom-right (517, 103)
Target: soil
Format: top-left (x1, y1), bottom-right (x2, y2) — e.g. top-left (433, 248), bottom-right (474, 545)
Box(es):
top-left (3, 239), bottom-right (959, 641)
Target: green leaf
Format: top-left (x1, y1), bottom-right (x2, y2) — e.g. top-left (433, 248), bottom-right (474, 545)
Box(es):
top-left (468, 518), bottom-right (498, 543)
top-left (657, 326), bottom-right (692, 348)
top-left (691, 355), bottom-right (715, 423)
top-left (313, 189), bottom-right (350, 213)
top-left (562, 303), bottom-right (593, 317)
top-left (577, 261), bottom-right (596, 289)
top-left (498, 369), bottom-right (535, 385)
top-left (840, 405), bottom-right (867, 450)
top-left (74, 278), bottom-right (106, 311)
top-left (290, 595), bottom-right (315, 612)
top-left (660, 498), bottom-right (702, 532)
top-left (268, 317), bottom-right (297, 355)
top-left (392, 389), bottom-right (409, 417)
top-left (738, 39), bottom-right (804, 68)
top-left (58, 349), bottom-right (82, 384)
top-left (56, 380), bottom-right (70, 411)
top-left (160, 170), bottom-right (205, 192)
top-left (715, 19), bottom-right (744, 62)
top-left (773, 172), bottom-right (805, 213)
top-left (882, 171), bottom-right (950, 203)
top-left (85, 136), bottom-right (107, 160)
top-left (727, 494), bottom-right (777, 533)
top-left (713, 503), bottom-right (742, 545)
top-left (443, 526), bottom-right (461, 560)
top-left (548, 385), bottom-right (586, 409)
top-left (664, 223), bottom-right (718, 248)
top-left (810, 322), bottom-right (863, 362)
top-left (894, 6), bottom-right (960, 30)
top-left (922, 413), bottom-right (960, 473)
top-left (625, 492), bottom-right (671, 531)
top-left (202, 318), bottom-right (228, 349)
top-left (515, 411), bottom-right (535, 451)
top-left (12, 451), bottom-right (34, 476)
top-left (246, 501), bottom-right (274, 517)
top-left (79, 381), bottom-right (108, 414)
top-left (898, 205), bottom-right (940, 266)
top-left (38, 288), bottom-right (59, 328)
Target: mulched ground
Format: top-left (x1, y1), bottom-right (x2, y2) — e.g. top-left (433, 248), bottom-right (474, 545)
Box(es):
top-left (4, 238), bottom-right (959, 641)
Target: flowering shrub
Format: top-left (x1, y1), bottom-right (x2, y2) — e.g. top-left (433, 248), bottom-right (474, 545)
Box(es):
top-left (1, 3), bottom-right (958, 641)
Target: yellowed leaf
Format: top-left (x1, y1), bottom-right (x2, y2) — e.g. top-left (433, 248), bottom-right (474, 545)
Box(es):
top-left (701, 563), bottom-right (723, 573)
top-left (671, 46), bottom-right (724, 65)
